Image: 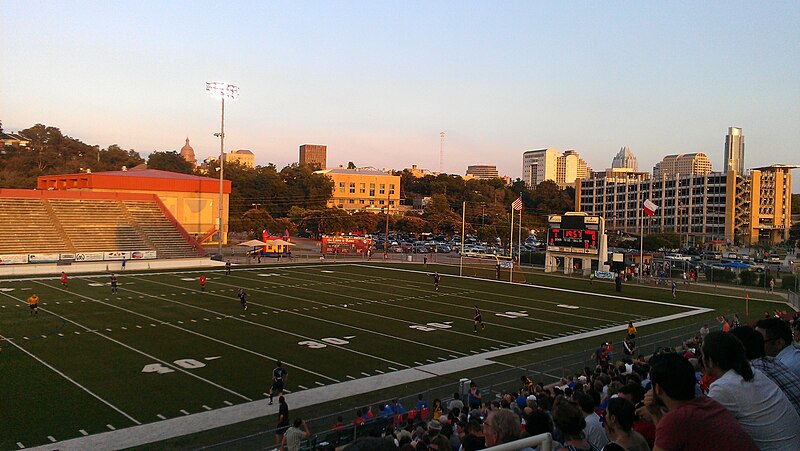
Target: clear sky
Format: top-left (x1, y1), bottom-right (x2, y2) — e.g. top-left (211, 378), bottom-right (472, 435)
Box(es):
top-left (2, 1), bottom-right (799, 189)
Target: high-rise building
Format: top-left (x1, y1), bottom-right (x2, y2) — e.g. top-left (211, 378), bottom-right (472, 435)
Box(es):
top-left (652, 153), bottom-right (712, 178)
top-left (575, 165), bottom-right (795, 246)
top-left (465, 165), bottom-right (500, 180)
top-left (299, 144), bottom-right (327, 170)
top-left (522, 148), bottom-right (592, 189)
top-left (611, 146), bottom-right (637, 171)
top-left (724, 127), bottom-right (745, 174)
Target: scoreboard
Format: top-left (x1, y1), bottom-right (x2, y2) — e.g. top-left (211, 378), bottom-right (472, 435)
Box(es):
top-left (547, 214), bottom-right (602, 255)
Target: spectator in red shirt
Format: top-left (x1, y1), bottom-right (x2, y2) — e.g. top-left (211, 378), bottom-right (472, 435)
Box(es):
top-left (638, 353), bottom-right (758, 451)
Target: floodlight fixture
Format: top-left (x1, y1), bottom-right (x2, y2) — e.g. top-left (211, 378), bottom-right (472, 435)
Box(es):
top-left (206, 82), bottom-right (240, 101)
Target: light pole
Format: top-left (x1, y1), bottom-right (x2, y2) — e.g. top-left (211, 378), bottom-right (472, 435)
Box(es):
top-left (206, 81), bottom-right (239, 258)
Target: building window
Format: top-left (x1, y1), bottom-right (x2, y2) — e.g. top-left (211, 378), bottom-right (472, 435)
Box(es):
top-left (359, 183), bottom-right (365, 193)
top-left (359, 199), bottom-right (365, 204)
top-left (389, 184), bottom-right (395, 194)
top-left (339, 182), bottom-right (345, 193)
top-left (369, 183), bottom-right (375, 196)
top-left (379, 200), bottom-right (385, 205)
top-left (349, 182), bottom-right (356, 193)
top-left (389, 200), bottom-right (394, 205)
top-left (349, 199), bottom-right (354, 204)
top-left (380, 184), bottom-right (385, 195)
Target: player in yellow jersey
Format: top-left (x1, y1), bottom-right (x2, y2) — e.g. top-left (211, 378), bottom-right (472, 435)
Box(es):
top-left (28, 294), bottom-right (40, 316)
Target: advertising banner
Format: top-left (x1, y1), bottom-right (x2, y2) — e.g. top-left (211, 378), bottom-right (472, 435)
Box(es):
top-left (28, 253), bottom-right (60, 263)
top-left (104, 251), bottom-right (131, 261)
top-left (75, 252), bottom-right (105, 262)
top-left (0, 254), bottom-right (29, 265)
top-left (59, 253), bottom-right (76, 261)
top-left (130, 250), bottom-right (157, 260)
top-left (594, 271), bottom-right (615, 280)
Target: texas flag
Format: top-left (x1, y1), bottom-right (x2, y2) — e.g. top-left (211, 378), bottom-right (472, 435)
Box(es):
top-left (643, 199), bottom-right (659, 217)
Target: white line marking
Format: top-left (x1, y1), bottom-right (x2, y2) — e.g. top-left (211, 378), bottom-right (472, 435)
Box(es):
top-left (80, 429), bottom-right (88, 436)
top-left (315, 381), bottom-right (325, 386)
top-left (297, 385), bottom-right (308, 390)
top-left (375, 369), bottom-right (384, 374)
top-left (180, 409), bottom-right (190, 415)
top-left (202, 405), bottom-right (212, 411)
top-left (48, 436), bottom-right (57, 442)
top-left (0, 334), bottom-right (142, 424)
top-left (16, 442), bottom-right (24, 449)
top-left (361, 372), bottom-right (371, 377)
top-left (157, 414), bottom-right (166, 420)
top-left (107, 424), bottom-right (116, 430)
top-left (224, 401), bottom-right (233, 406)
top-left (346, 375), bottom-right (356, 380)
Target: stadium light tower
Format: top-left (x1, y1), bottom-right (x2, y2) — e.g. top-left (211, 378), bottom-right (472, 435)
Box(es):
top-left (206, 81), bottom-right (239, 257)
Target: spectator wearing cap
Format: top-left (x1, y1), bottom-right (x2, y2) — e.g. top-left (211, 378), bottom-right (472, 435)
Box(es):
top-left (426, 419), bottom-right (450, 451)
top-left (573, 392), bottom-right (608, 450)
top-left (639, 353), bottom-right (758, 451)
top-left (601, 398), bottom-right (649, 451)
top-left (731, 326), bottom-right (800, 416)
top-left (702, 331), bottom-right (800, 450)
top-left (756, 317), bottom-right (800, 376)
top-left (483, 408), bottom-right (533, 450)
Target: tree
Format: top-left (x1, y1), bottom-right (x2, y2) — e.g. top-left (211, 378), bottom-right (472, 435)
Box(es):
top-left (147, 151), bottom-right (194, 174)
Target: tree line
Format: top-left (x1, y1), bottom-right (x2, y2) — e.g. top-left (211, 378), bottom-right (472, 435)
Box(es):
top-left (1, 123), bottom-right (575, 240)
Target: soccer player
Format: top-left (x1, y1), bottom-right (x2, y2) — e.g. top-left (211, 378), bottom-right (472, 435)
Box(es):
top-left (269, 360), bottom-right (288, 405)
top-left (473, 305), bottom-right (485, 332)
top-left (110, 273), bottom-right (118, 294)
top-left (433, 272), bottom-right (440, 291)
top-left (238, 288), bottom-right (248, 310)
top-left (225, 259), bottom-right (231, 275)
top-left (671, 280), bottom-right (677, 298)
top-left (28, 293), bottom-right (39, 316)
top-left (199, 274), bottom-right (207, 291)
top-left (61, 271), bottom-right (68, 288)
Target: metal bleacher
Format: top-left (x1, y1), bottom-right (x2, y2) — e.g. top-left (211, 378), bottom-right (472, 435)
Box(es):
top-left (0, 197), bottom-right (200, 259)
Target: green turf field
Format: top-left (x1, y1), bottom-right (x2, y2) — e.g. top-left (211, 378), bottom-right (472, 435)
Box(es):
top-left (0, 263), bottom-right (765, 448)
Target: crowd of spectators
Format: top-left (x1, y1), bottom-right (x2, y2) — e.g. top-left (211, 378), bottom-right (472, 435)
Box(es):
top-left (280, 313), bottom-right (800, 451)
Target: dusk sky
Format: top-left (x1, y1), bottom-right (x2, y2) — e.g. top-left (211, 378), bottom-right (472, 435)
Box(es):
top-left (3, 1), bottom-right (799, 189)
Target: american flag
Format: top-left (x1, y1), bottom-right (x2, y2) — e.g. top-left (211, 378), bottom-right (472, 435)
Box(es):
top-left (512, 198), bottom-right (523, 211)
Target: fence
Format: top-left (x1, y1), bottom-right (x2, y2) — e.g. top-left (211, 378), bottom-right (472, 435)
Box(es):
top-left (199, 318), bottom-right (714, 450)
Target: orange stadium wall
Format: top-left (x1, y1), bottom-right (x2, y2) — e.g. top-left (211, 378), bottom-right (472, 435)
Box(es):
top-left (36, 170), bottom-right (232, 245)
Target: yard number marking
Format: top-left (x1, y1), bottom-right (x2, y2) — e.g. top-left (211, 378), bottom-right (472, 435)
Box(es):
top-left (142, 358), bottom-right (207, 374)
top-left (297, 337), bottom-right (351, 349)
top-left (409, 322), bottom-right (453, 332)
top-left (495, 311), bottom-right (529, 318)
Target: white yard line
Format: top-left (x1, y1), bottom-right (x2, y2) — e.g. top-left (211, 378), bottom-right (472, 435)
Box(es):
top-left (0, 334), bottom-right (140, 426)
top-left (34, 305), bottom-right (711, 451)
top-left (8, 287), bottom-right (253, 403)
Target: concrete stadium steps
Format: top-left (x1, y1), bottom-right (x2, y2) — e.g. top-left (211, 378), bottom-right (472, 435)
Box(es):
top-left (48, 199), bottom-right (151, 252)
top-left (122, 201), bottom-right (199, 258)
top-left (0, 198), bottom-right (72, 254)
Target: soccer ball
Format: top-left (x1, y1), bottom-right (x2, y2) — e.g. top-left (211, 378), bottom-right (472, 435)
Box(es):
top-left (344, 304), bottom-right (348, 308)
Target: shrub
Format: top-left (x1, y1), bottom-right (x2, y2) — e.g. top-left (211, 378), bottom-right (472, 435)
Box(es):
top-left (782, 274), bottom-right (797, 290)
top-left (705, 268), bottom-right (736, 283)
top-left (739, 270), bottom-right (759, 286)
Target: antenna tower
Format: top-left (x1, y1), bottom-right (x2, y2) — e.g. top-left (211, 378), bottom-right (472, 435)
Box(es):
top-left (439, 131), bottom-right (445, 173)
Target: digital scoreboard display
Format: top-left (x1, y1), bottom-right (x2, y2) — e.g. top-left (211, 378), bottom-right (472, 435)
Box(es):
top-left (547, 215), bottom-right (601, 255)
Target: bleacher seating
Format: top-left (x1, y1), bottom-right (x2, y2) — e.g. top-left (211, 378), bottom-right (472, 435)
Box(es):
top-left (0, 198), bottom-right (71, 254)
top-left (122, 201), bottom-right (199, 258)
top-left (0, 196), bottom-right (200, 259)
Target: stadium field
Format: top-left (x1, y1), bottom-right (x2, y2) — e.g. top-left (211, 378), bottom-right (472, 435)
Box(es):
top-left (0, 263), bottom-right (753, 449)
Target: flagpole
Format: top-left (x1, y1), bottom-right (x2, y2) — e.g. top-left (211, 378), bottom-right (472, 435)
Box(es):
top-left (460, 201), bottom-right (465, 277)
top-left (509, 203), bottom-right (514, 282)
top-left (517, 194), bottom-right (522, 274)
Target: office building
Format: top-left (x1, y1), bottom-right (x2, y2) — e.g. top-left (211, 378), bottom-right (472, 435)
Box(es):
top-left (226, 149), bottom-right (255, 168)
top-left (611, 146), bottom-right (638, 171)
top-left (724, 127), bottom-right (745, 174)
top-left (575, 165), bottom-right (795, 246)
top-left (316, 167), bottom-right (401, 213)
top-left (299, 144), bottom-right (327, 170)
top-left (522, 148), bottom-right (592, 189)
top-left (466, 165), bottom-right (500, 180)
top-left (652, 153), bottom-right (712, 178)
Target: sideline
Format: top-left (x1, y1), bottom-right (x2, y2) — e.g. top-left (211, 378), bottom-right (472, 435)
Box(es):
top-left (34, 306), bottom-right (710, 450)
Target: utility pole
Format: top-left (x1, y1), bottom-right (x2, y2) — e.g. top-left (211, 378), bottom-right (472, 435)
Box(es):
top-left (439, 131), bottom-right (445, 174)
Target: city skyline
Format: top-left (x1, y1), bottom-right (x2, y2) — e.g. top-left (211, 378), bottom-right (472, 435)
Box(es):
top-left (3, 1), bottom-right (799, 189)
